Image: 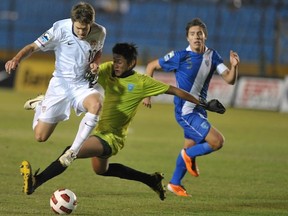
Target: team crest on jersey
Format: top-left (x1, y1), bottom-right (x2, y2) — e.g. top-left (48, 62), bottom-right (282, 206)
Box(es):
top-left (38, 31), bottom-right (52, 46)
top-left (164, 51), bottom-right (175, 61)
top-left (128, 84), bottom-right (134, 91)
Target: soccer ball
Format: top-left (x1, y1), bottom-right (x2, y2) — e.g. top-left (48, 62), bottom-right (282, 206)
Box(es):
top-left (50, 189), bottom-right (77, 215)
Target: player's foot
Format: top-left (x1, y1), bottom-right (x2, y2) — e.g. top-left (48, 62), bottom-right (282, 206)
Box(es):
top-left (24, 94), bottom-right (44, 110)
top-left (181, 149), bottom-right (199, 177)
top-left (20, 160), bottom-right (37, 195)
top-left (149, 172), bottom-right (166, 201)
top-left (167, 183), bottom-right (191, 197)
top-left (59, 149), bottom-right (77, 167)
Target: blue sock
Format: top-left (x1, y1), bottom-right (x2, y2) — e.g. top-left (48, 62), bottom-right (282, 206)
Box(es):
top-left (170, 152), bottom-right (187, 185)
top-left (186, 142), bottom-right (214, 158)
top-left (170, 143), bottom-right (214, 185)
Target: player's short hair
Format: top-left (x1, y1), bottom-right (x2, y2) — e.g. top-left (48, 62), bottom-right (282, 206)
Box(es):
top-left (185, 18), bottom-right (208, 38)
top-left (71, 2), bottom-right (95, 24)
top-left (112, 43), bottom-right (138, 65)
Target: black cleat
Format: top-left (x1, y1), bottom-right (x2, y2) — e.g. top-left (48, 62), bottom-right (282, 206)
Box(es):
top-left (149, 172), bottom-right (166, 201)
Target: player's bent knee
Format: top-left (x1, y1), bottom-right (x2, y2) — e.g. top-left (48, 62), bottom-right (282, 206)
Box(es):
top-left (210, 136), bottom-right (225, 150)
top-left (87, 99), bottom-right (102, 114)
top-left (34, 132), bottom-right (49, 142)
top-left (216, 136), bottom-right (225, 150)
top-left (91, 157), bottom-right (108, 175)
top-left (34, 136), bottom-right (47, 142)
top-left (92, 101), bottom-right (102, 113)
top-left (93, 167), bottom-right (107, 175)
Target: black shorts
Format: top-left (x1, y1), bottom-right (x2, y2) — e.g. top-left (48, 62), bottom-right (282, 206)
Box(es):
top-left (95, 135), bottom-right (112, 159)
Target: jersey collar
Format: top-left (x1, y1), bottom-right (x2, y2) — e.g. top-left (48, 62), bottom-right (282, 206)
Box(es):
top-left (112, 70), bottom-right (135, 78)
top-left (186, 45), bottom-right (208, 53)
top-left (71, 24), bottom-right (92, 39)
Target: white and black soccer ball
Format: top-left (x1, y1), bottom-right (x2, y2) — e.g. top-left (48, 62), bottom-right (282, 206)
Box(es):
top-left (50, 189), bottom-right (77, 215)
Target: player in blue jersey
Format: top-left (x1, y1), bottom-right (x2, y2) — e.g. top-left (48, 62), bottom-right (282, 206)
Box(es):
top-left (144, 18), bottom-right (240, 196)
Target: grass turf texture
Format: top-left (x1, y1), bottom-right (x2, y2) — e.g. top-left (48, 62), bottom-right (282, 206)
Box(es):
top-left (0, 88), bottom-right (288, 215)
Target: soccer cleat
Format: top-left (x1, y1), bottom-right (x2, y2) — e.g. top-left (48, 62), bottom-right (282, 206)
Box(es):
top-left (181, 149), bottom-right (199, 177)
top-left (20, 160), bottom-right (36, 195)
top-left (167, 183), bottom-right (191, 197)
top-left (24, 94), bottom-right (44, 110)
top-left (59, 149), bottom-right (77, 167)
top-left (149, 172), bottom-right (166, 201)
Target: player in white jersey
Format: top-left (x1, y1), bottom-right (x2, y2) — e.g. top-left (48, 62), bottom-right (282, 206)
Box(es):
top-left (144, 18), bottom-right (240, 196)
top-left (5, 2), bottom-right (106, 164)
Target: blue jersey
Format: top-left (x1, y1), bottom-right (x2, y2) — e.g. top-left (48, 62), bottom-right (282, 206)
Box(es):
top-left (159, 47), bottom-right (226, 118)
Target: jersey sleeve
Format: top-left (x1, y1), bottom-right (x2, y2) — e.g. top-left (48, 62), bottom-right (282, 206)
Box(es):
top-left (34, 23), bottom-right (60, 51)
top-left (141, 75), bottom-right (170, 97)
top-left (98, 26), bottom-right (106, 51)
top-left (97, 61), bottom-right (113, 88)
top-left (158, 50), bottom-right (181, 72)
top-left (213, 50), bottom-right (228, 75)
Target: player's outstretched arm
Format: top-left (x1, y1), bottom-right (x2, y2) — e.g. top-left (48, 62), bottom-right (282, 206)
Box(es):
top-left (142, 59), bottom-right (162, 108)
top-left (145, 59), bottom-right (161, 77)
top-left (5, 42), bottom-right (39, 74)
top-left (221, 50), bottom-right (240, 85)
top-left (165, 85), bottom-right (200, 105)
top-left (166, 85), bottom-right (226, 114)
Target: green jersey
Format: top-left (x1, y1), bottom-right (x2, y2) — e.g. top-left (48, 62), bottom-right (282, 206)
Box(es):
top-left (92, 61), bottom-right (169, 155)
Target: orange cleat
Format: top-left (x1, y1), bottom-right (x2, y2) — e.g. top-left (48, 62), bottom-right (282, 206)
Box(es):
top-left (167, 183), bottom-right (191, 197)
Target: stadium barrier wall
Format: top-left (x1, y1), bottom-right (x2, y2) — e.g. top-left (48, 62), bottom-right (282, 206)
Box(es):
top-left (8, 62), bottom-right (288, 112)
top-left (234, 77), bottom-right (283, 111)
top-left (280, 76), bottom-right (288, 113)
top-left (14, 58), bottom-right (54, 93)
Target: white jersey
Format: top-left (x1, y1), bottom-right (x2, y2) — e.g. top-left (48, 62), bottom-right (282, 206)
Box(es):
top-left (34, 18), bottom-right (106, 82)
top-left (32, 19), bottom-right (106, 124)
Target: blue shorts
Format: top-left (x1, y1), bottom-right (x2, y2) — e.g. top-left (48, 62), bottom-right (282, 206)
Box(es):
top-left (176, 112), bottom-right (211, 143)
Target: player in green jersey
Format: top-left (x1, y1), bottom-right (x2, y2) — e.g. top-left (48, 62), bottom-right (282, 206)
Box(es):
top-left (20, 43), bottom-right (223, 201)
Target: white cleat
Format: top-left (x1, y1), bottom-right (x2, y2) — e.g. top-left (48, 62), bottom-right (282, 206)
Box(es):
top-left (23, 94), bottom-right (45, 110)
top-left (59, 149), bottom-right (77, 167)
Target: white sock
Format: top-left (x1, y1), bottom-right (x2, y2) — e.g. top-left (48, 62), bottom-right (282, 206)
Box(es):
top-left (70, 112), bottom-right (99, 154)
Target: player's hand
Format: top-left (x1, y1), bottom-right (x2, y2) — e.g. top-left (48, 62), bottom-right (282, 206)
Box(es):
top-left (142, 97), bottom-right (152, 108)
top-left (5, 58), bottom-right (19, 74)
top-left (230, 50), bottom-right (240, 67)
top-left (199, 98), bottom-right (226, 114)
top-left (90, 63), bottom-right (99, 74)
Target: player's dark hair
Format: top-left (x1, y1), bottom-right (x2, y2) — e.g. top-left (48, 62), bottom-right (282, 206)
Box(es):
top-left (185, 18), bottom-right (208, 38)
top-left (71, 2), bottom-right (95, 24)
top-left (112, 43), bottom-right (138, 65)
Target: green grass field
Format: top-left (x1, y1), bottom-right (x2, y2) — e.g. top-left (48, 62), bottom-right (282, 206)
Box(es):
top-left (0, 88), bottom-right (288, 215)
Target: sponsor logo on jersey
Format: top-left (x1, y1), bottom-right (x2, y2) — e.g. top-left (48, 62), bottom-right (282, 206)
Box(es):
top-left (164, 51), bottom-right (175, 61)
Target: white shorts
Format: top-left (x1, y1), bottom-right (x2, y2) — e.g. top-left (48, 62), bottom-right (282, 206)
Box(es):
top-left (38, 77), bottom-right (101, 124)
